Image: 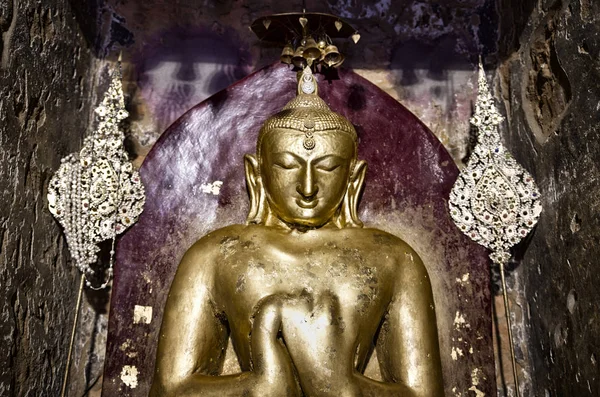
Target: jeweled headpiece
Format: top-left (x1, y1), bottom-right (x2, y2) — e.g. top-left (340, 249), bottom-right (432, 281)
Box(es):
top-left (258, 67), bottom-right (357, 151)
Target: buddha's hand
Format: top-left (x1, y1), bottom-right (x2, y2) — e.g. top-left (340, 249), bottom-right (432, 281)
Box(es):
top-left (251, 295), bottom-right (302, 397)
top-left (280, 291), bottom-right (360, 397)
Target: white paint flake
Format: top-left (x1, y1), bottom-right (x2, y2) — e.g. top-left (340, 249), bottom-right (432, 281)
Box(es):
top-left (451, 346), bottom-right (464, 361)
top-left (200, 181), bottom-right (223, 195)
top-left (468, 386), bottom-right (485, 397)
top-left (133, 305), bottom-right (153, 324)
top-left (471, 368), bottom-right (481, 385)
top-left (454, 311), bottom-right (470, 329)
top-left (120, 365), bottom-right (139, 388)
top-left (456, 272), bottom-right (470, 286)
top-left (468, 368), bottom-right (485, 396)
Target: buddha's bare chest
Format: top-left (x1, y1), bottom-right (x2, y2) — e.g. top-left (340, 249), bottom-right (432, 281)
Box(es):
top-left (213, 236), bottom-right (396, 326)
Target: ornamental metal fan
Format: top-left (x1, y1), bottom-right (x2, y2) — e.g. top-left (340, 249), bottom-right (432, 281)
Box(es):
top-left (448, 60), bottom-right (542, 397)
top-left (48, 62), bottom-right (145, 285)
top-left (48, 59), bottom-right (145, 396)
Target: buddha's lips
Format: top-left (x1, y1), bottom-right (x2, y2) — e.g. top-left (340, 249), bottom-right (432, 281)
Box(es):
top-left (296, 198), bottom-right (318, 209)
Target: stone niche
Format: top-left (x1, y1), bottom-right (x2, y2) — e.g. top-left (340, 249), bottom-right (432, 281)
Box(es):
top-left (102, 64), bottom-right (495, 396)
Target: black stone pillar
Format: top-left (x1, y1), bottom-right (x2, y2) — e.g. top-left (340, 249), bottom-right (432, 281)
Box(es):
top-left (0, 0), bottom-right (99, 395)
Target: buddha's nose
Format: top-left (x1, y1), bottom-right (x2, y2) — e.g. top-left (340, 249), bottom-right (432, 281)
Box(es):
top-left (297, 167), bottom-right (318, 200)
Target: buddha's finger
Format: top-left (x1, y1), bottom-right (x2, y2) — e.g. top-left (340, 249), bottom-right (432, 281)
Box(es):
top-left (251, 301), bottom-right (284, 375)
top-left (252, 295), bottom-right (284, 342)
top-left (251, 296), bottom-right (301, 389)
top-left (313, 291), bottom-right (342, 324)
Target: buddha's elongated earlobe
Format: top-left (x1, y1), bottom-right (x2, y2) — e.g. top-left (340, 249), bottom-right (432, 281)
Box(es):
top-left (336, 160), bottom-right (367, 228)
top-left (244, 154), bottom-right (269, 225)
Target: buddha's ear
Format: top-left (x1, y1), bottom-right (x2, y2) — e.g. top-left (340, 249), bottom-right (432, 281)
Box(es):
top-left (244, 154), bottom-right (268, 225)
top-left (338, 160), bottom-right (367, 228)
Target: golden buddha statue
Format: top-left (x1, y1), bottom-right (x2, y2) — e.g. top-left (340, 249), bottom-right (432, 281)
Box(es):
top-left (149, 67), bottom-right (444, 397)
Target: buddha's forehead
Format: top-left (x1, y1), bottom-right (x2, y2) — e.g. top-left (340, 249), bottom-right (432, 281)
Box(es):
top-left (260, 128), bottom-right (355, 160)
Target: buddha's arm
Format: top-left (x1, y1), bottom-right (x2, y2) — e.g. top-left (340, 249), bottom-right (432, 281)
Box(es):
top-left (149, 239), bottom-right (299, 397)
top-left (367, 246), bottom-right (444, 397)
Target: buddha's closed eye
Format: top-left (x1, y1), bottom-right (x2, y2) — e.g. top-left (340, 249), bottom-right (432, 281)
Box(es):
top-left (315, 163), bottom-right (341, 172)
top-left (274, 161), bottom-right (299, 170)
top-left (272, 153), bottom-right (300, 170)
top-left (314, 155), bottom-right (344, 172)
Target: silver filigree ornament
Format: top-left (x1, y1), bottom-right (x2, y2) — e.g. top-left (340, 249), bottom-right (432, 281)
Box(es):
top-left (47, 62), bottom-right (145, 289)
top-left (449, 61), bottom-right (542, 397)
top-left (449, 61), bottom-right (542, 265)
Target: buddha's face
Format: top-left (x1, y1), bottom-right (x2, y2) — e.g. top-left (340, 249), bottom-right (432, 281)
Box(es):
top-left (259, 129), bottom-right (356, 228)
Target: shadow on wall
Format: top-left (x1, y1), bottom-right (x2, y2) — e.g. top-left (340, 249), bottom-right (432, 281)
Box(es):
top-left (68, 0), bottom-right (102, 52)
top-left (133, 27), bottom-right (252, 132)
top-left (391, 37), bottom-right (475, 86)
top-left (388, 37), bottom-right (478, 162)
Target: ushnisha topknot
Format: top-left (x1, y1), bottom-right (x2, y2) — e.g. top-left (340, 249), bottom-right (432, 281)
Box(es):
top-left (258, 67), bottom-right (357, 151)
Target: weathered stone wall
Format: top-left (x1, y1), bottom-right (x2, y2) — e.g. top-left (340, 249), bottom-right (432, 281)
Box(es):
top-left (0, 0), bottom-right (98, 395)
top-left (497, 0), bottom-right (600, 394)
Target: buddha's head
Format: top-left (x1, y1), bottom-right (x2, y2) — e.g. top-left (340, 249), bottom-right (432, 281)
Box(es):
top-left (245, 68), bottom-right (367, 229)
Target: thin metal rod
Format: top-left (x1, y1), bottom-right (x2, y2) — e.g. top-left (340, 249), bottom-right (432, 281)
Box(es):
top-left (499, 262), bottom-right (521, 397)
top-left (61, 274), bottom-right (85, 397)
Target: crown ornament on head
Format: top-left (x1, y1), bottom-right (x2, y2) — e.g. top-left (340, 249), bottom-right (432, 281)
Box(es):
top-left (258, 67), bottom-right (357, 151)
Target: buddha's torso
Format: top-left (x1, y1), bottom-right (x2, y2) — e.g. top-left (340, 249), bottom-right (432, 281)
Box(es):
top-left (208, 224), bottom-right (406, 372)
top-left (150, 66), bottom-right (444, 397)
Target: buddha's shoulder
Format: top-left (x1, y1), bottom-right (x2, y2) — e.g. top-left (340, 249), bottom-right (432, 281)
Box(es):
top-left (344, 227), bottom-right (426, 271)
top-left (185, 224), bottom-right (263, 253)
top-left (341, 227), bottom-right (415, 252)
